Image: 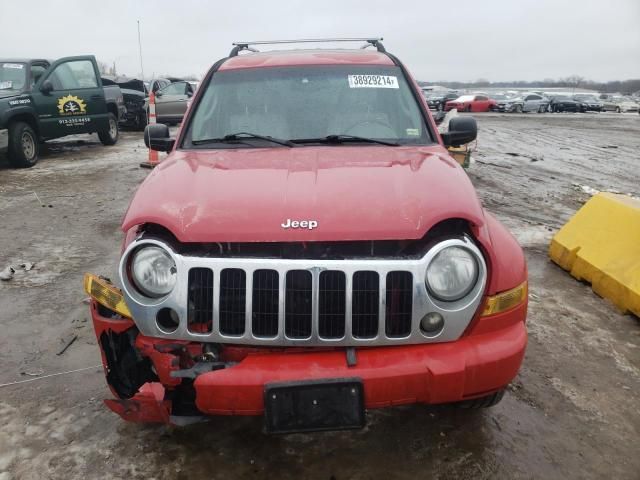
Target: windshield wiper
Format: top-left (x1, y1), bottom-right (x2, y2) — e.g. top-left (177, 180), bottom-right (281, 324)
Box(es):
top-left (192, 132), bottom-right (295, 147)
top-left (290, 134), bottom-right (399, 147)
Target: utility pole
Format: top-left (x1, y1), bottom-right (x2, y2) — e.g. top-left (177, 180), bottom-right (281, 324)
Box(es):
top-left (137, 20), bottom-right (145, 80)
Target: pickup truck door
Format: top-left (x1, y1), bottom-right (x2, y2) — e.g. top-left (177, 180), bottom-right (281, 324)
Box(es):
top-left (155, 81), bottom-right (190, 122)
top-left (33, 56), bottom-right (108, 139)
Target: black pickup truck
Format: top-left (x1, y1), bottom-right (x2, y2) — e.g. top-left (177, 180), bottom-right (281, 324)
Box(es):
top-left (0, 55), bottom-right (124, 167)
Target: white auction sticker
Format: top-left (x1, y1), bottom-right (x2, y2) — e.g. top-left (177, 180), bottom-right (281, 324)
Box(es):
top-left (2, 63), bottom-right (24, 69)
top-left (348, 74), bottom-right (399, 89)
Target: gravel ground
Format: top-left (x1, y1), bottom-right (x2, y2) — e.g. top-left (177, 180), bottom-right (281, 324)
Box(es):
top-left (0, 113), bottom-right (639, 480)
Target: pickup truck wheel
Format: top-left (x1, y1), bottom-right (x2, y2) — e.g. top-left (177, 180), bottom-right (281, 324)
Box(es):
top-left (8, 121), bottom-right (39, 168)
top-left (98, 113), bottom-right (119, 146)
top-left (456, 389), bottom-right (505, 409)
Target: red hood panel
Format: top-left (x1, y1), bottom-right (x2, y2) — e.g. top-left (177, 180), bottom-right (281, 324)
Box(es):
top-left (122, 146), bottom-right (485, 242)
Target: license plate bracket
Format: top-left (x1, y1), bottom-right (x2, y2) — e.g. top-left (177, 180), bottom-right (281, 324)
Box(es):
top-left (264, 378), bottom-right (365, 434)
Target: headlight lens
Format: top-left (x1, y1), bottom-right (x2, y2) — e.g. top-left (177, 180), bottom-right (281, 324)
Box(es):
top-left (426, 246), bottom-right (479, 301)
top-left (130, 246), bottom-right (177, 298)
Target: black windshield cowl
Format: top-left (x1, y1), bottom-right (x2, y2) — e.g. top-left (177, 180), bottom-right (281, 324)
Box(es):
top-left (192, 132), bottom-right (296, 148)
top-left (291, 134), bottom-right (400, 147)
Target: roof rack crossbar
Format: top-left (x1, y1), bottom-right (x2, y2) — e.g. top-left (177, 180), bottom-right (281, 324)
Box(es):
top-left (229, 38), bottom-right (385, 57)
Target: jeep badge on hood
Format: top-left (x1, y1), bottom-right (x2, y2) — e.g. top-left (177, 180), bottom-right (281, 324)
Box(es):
top-left (281, 219), bottom-right (318, 229)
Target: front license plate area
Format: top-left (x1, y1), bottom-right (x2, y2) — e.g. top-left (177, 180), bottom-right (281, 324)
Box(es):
top-left (264, 379), bottom-right (365, 434)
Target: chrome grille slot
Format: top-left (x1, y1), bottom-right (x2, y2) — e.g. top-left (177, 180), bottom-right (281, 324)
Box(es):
top-left (187, 267), bottom-right (214, 334)
top-left (219, 268), bottom-right (246, 336)
top-left (352, 271), bottom-right (379, 338)
top-left (285, 270), bottom-right (313, 339)
top-left (318, 271), bottom-right (346, 339)
top-left (252, 269), bottom-right (279, 337)
top-left (385, 271), bottom-right (413, 338)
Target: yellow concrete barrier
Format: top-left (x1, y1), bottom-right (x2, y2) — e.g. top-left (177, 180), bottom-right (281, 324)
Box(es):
top-left (549, 192), bottom-right (640, 317)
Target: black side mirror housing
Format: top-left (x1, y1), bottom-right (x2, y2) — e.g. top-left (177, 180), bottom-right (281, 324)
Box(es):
top-left (40, 80), bottom-right (53, 95)
top-left (144, 124), bottom-right (175, 152)
top-left (441, 116), bottom-right (477, 147)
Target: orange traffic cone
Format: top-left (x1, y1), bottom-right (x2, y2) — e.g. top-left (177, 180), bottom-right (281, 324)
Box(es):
top-left (140, 90), bottom-right (160, 169)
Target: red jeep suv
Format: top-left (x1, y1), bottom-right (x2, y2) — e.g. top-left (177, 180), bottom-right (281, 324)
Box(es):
top-left (85, 38), bottom-right (527, 433)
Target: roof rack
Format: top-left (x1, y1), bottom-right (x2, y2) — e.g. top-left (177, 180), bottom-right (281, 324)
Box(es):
top-left (229, 38), bottom-right (386, 57)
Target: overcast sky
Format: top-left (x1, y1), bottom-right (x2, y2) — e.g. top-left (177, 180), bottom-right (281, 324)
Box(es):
top-left (1, 0), bottom-right (638, 82)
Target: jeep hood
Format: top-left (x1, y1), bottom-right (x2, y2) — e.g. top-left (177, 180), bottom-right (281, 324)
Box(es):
top-left (122, 146), bottom-right (486, 242)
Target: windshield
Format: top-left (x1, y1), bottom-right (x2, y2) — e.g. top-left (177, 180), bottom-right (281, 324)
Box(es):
top-left (185, 65), bottom-right (432, 147)
top-left (0, 63), bottom-right (26, 91)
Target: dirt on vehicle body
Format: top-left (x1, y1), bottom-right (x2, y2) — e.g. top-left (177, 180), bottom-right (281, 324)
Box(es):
top-left (84, 40), bottom-right (528, 433)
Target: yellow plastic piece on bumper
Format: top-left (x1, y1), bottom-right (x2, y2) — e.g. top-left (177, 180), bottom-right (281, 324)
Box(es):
top-left (83, 273), bottom-right (132, 318)
top-left (482, 281), bottom-right (528, 316)
top-left (549, 193), bottom-right (640, 317)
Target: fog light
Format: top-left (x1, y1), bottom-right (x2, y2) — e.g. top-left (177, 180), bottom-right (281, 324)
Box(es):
top-left (420, 312), bottom-right (444, 335)
top-left (156, 307), bottom-right (180, 332)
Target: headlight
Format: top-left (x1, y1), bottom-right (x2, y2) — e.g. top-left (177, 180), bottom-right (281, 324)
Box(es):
top-left (426, 246), bottom-right (479, 301)
top-left (130, 246), bottom-right (177, 297)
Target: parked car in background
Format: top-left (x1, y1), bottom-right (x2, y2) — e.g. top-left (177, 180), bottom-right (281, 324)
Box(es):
top-left (548, 95), bottom-right (583, 113)
top-left (491, 93), bottom-right (522, 112)
top-left (103, 76), bottom-right (147, 130)
top-left (519, 93), bottom-right (549, 113)
top-left (147, 77), bottom-right (171, 94)
top-left (146, 80), bottom-right (195, 125)
top-left (425, 91), bottom-right (458, 111)
top-left (445, 94), bottom-right (496, 112)
top-left (188, 80), bottom-right (200, 92)
top-left (572, 94), bottom-right (603, 112)
top-left (0, 55), bottom-right (121, 167)
top-left (601, 96), bottom-right (639, 113)
top-left (492, 93), bottom-right (549, 113)
top-left (100, 77), bottom-right (126, 122)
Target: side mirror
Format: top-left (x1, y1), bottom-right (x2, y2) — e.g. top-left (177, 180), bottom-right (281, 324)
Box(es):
top-left (155, 90), bottom-right (163, 97)
top-left (441, 116), bottom-right (477, 147)
top-left (187, 90), bottom-right (193, 98)
top-left (40, 80), bottom-right (53, 95)
top-left (144, 124), bottom-right (175, 152)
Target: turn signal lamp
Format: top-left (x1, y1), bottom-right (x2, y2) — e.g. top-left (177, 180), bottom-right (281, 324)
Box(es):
top-left (83, 273), bottom-right (132, 318)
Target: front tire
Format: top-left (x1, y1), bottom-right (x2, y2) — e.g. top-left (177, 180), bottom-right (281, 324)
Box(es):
top-left (456, 389), bottom-right (505, 409)
top-left (514, 104), bottom-right (523, 113)
top-left (98, 113), bottom-right (119, 146)
top-left (615, 107), bottom-right (621, 113)
top-left (7, 121), bottom-right (39, 168)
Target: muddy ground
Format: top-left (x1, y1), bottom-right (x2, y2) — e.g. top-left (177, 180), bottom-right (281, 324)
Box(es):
top-left (0, 113), bottom-right (638, 480)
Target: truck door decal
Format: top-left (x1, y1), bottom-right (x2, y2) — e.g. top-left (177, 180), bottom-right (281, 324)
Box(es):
top-left (57, 94), bottom-right (87, 115)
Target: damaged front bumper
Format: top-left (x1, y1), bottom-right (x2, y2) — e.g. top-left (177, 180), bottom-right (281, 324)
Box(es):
top-left (89, 294), bottom-right (527, 426)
